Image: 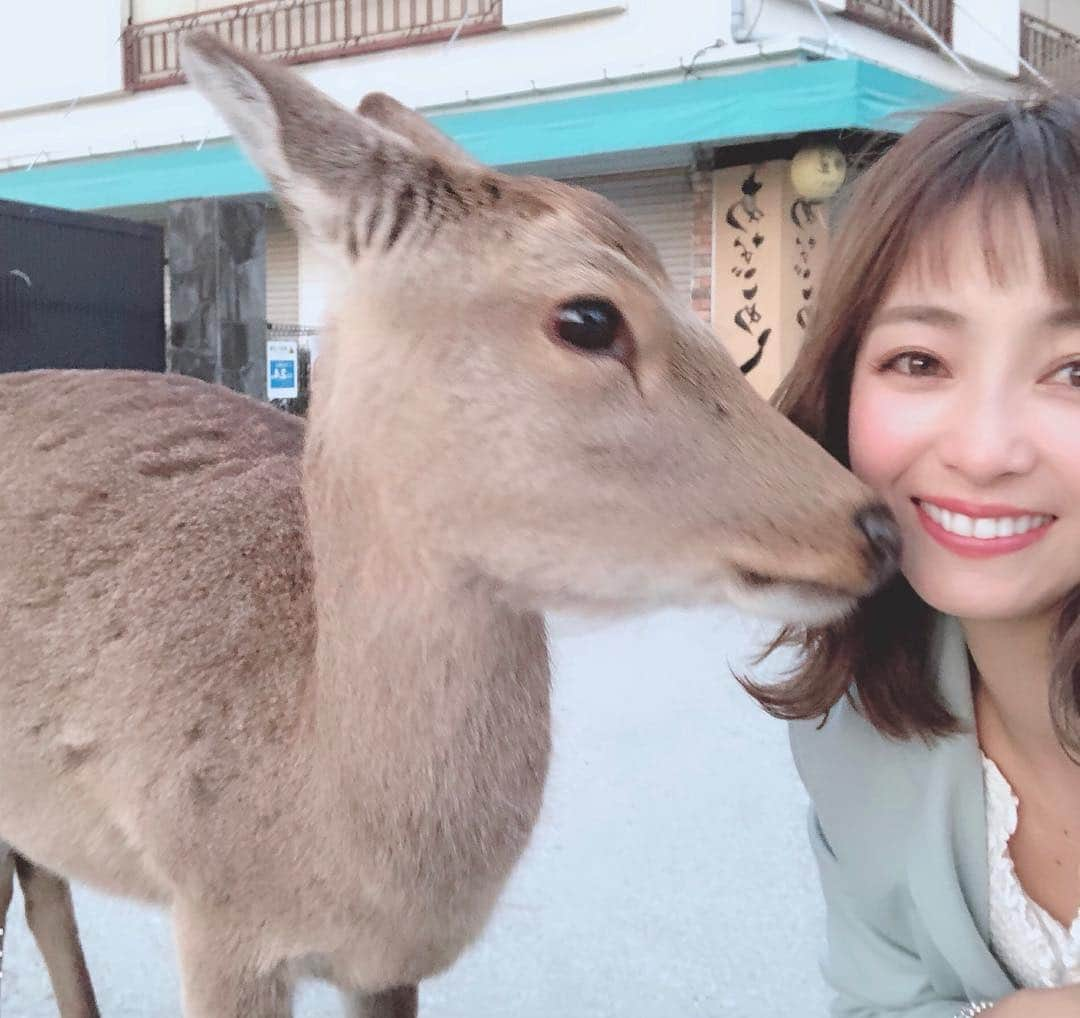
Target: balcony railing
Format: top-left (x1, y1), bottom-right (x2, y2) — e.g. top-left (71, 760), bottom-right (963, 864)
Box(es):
top-left (843, 0), bottom-right (953, 48)
top-left (123, 0), bottom-right (503, 91)
top-left (1021, 12), bottom-right (1080, 82)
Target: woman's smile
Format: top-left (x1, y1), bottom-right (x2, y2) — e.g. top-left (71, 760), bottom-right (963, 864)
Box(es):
top-left (911, 496), bottom-right (1057, 558)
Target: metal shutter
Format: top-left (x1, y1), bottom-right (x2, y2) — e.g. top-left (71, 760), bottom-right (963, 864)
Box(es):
top-left (564, 169), bottom-right (695, 300)
top-left (266, 207), bottom-right (300, 327)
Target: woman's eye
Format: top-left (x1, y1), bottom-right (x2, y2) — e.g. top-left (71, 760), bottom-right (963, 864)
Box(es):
top-left (1047, 361), bottom-right (1080, 388)
top-left (881, 351), bottom-right (944, 377)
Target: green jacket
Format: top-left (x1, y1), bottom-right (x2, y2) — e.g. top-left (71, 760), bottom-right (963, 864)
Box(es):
top-left (789, 617), bottom-right (1018, 1016)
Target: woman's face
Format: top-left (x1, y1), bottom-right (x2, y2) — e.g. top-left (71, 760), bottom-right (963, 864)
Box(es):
top-left (848, 202), bottom-right (1080, 623)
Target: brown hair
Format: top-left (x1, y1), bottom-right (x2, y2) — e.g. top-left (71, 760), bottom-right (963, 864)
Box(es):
top-left (745, 91), bottom-right (1080, 754)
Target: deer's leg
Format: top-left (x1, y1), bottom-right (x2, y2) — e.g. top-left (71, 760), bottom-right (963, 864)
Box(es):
top-left (172, 902), bottom-right (293, 1018)
top-left (0, 845), bottom-right (15, 999)
top-left (343, 984), bottom-right (418, 1018)
top-left (14, 855), bottom-right (101, 1018)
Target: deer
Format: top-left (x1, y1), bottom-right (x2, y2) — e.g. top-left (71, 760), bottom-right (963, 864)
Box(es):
top-left (0, 30), bottom-right (899, 1018)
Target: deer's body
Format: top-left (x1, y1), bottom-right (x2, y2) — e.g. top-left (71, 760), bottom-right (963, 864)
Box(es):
top-left (1, 368), bottom-right (547, 992)
top-left (0, 32), bottom-right (901, 1017)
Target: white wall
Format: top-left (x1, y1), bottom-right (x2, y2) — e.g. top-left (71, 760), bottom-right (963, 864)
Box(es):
top-left (752, 0), bottom-right (1021, 95)
top-left (132, 0), bottom-right (236, 19)
top-left (130, 0), bottom-right (634, 27)
top-left (1023, 0), bottom-right (1080, 37)
top-left (504, 0), bottom-right (629, 29)
top-left (0, 0), bottom-right (722, 168)
top-left (0, 0), bottom-right (1029, 174)
top-left (1, 0), bottom-right (125, 116)
top-left (955, 0), bottom-right (1020, 76)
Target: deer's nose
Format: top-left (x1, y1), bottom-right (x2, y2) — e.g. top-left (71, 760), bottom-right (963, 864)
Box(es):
top-left (854, 504), bottom-right (902, 591)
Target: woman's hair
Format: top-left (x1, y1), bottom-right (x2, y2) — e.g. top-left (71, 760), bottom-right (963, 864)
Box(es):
top-left (745, 91), bottom-right (1080, 755)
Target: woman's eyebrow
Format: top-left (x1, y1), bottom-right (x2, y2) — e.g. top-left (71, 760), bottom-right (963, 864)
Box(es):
top-left (870, 304), bottom-right (964, 329)
top-left (1045, 305), bottom-right (1080, 328)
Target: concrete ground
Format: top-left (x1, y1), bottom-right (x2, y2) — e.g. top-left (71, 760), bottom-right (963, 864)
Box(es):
top-left (3, 608), bottom-right (829, 1017)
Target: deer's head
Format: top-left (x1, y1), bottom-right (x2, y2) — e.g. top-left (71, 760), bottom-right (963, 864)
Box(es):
top-left (182, 33), bottom-right (898, 622)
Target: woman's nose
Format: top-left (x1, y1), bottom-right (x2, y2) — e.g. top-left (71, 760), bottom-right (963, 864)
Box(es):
top-left (937, 387), bottom-right (1037, 483)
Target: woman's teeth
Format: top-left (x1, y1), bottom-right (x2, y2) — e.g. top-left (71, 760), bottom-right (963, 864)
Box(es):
top-left (918, 501), bottom-right (1053, 540)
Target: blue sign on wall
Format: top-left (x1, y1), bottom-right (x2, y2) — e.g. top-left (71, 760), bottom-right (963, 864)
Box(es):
top-left (266, 339), bottom-right (299, 399)
top-left (269, 359), bottom-right (295, 389)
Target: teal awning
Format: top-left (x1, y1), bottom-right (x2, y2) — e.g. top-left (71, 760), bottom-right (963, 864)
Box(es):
top-left (0, 58), bottom-right (947, 211)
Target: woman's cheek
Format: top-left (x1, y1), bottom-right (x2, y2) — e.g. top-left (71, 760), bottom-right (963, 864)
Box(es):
top-left (1036, 400), bottom-right (1080, 469)
top-left (847, 375), bottom-right (922, 494)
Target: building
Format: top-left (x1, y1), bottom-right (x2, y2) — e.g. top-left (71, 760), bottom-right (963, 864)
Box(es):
top-left (2, 0), bottom-right (1077, 399)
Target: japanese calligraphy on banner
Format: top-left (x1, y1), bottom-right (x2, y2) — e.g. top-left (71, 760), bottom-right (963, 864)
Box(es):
top-left (713, 160), bottom-right (830, 399)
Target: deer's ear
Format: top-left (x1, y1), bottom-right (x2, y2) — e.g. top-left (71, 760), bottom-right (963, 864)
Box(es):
top-left (180, 31), bottom-right (458, 257)
top-left (357, 92), bottom-right (479, 168)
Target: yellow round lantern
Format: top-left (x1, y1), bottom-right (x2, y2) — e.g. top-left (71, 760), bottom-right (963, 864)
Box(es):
top-left (790, 144), bottom-right (848, 202)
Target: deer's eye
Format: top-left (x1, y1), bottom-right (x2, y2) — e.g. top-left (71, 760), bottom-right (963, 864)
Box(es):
top-left (550, 299), bottom-right (632, 360)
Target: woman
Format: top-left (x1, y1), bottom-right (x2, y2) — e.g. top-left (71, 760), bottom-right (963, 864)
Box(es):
top-left (749, 92), bottom-right (1080, 1016)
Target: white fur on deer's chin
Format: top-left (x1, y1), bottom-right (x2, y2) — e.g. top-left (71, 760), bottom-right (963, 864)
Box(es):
top-left (724, 581), bottom-right (855, 627)
top-left (495, 573), bottom-right (852, 628)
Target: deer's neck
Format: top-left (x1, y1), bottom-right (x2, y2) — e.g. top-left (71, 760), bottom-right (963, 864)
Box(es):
top-left (300, 444), bottom-right (551, 887)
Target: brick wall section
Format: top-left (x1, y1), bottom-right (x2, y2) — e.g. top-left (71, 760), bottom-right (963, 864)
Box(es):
top-left (690, 167), bottom-right (714, 324)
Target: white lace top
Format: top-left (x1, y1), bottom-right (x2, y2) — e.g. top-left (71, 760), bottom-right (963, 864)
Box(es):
top-left (983, 754), bottom-right (1080, 987)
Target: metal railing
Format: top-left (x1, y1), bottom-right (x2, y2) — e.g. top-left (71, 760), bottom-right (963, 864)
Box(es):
top-left (1021, 12), bottom-right (1080, 82)
top-left (123, 0), bottom-right (502, 91)
top-left (843, 0), bottom-right (953, 48)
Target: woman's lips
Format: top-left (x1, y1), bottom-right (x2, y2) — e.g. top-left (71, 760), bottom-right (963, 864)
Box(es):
top-left (912, 498), bottom-right (1055, 559)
